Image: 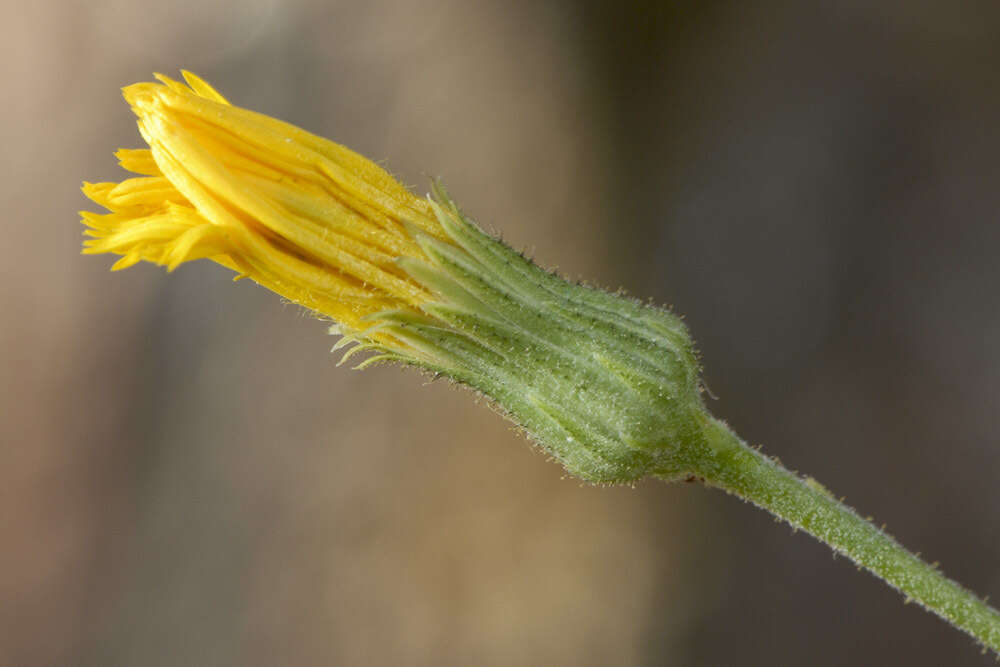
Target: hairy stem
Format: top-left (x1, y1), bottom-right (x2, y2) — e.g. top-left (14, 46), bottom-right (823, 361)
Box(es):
top-left (688, 416), bottom-right (1000, 654)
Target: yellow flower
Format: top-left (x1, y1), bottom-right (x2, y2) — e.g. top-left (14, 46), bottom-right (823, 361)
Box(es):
top-left (82, 71), bottom-right (705, 484)
top-left (82, 71), bottom-right (447, 338)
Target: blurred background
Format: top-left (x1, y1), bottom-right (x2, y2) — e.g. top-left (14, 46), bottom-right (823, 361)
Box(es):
top-left (3, 1), bottom-right (1000, 664)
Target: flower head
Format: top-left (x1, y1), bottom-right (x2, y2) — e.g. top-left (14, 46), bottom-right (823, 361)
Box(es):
top-left (82, 72), bottom-right (706, 484)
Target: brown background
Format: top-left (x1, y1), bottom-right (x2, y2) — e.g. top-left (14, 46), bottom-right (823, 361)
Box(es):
top-left (3, 1), bottom-right (1000, 665)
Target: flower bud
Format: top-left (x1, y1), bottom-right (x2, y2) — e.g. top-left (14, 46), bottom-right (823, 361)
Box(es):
top-left (82, 72), bottom-right (709, 483)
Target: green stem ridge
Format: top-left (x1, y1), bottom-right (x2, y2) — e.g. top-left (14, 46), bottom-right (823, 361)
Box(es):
top-left (692, 416), bottom-right (1000, 654)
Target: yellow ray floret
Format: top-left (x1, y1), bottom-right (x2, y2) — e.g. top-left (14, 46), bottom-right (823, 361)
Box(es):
top-left (81, 70), bottom-right (447, 335)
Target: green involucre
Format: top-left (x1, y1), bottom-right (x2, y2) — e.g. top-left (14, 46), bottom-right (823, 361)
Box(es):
top-left (361, 188), bottom-right (708, 483)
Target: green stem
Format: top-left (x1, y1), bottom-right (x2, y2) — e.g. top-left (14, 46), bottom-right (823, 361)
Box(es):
top-left (690, 416), bottom-right (1000, 654)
